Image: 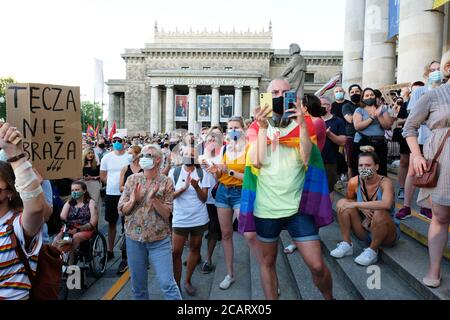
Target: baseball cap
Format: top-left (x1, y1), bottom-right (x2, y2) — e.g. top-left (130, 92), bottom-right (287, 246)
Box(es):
top-left (112, 133), bottom-right (124, 139)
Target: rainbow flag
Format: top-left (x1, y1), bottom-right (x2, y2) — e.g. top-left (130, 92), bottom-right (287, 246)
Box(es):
top-left (433, 0), bottom-right (450, 9)
top-left (86, 124), bottom-right (95, 137)
top-left (238, 116), bottom-right (333, 234)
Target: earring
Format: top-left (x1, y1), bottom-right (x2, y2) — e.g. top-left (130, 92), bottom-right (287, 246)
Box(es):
top-left (8, 196), bottom-right (12, 202)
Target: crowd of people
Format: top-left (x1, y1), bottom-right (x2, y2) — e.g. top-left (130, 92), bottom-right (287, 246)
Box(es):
top-left (1, 53), bottom-right (449, 300)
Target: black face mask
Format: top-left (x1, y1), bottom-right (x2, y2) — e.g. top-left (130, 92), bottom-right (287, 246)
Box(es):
top-left (272, 96), bottom-right (284, 115)
top-left (350, 94), bottom-right (361, 104)
top-left (98, 143), bottom-right (105, 149)
top-left (182, 157), bottom-right (196, 166)
top-left (363, 98), bottom-right (377, 106)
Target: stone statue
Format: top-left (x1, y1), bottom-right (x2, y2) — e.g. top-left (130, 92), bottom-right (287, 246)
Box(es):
top-left (281, 43), bottom-right (307, 97)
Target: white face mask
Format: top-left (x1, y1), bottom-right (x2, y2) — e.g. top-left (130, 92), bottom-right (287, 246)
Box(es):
top-left (139, 158), bottom-right (155, 170)
top-left (358, 167), bottom-right (375, 180)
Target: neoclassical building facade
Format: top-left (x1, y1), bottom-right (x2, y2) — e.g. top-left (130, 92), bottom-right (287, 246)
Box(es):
top-left (343, 0), bottom-right (450, 91)
top-left (107, 24), bottom-right (343, 134)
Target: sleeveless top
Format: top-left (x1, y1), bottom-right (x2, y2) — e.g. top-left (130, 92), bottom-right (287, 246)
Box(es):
top-left (68, 203), bottom-right (91, 227)
top-left (218, 145), bottom-right (247, 187)
top-left (124, 165), bottom-right (143, 186)
top-left (356, 177), bottom-right (397, 223)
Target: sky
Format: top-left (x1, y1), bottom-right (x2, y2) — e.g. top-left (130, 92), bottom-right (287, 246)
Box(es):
top-left (0, 0), bottom-right (345, 108)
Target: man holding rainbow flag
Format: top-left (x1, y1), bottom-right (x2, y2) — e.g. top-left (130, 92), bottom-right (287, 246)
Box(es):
top-left (239, 78), bottom-right (334, 300)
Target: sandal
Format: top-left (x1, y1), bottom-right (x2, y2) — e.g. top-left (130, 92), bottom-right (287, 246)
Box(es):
top-left (284, 244), bottom-right (297, 254)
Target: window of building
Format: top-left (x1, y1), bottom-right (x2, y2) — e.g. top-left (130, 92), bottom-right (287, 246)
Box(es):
top-left (224, 66), bottom-right (233, 71)
top-left (203, 66), bottom-right (211, 70)
top-left (305, 73), bottom-right (315, 83)
top-left (181, 66), bottom-right (190, 70)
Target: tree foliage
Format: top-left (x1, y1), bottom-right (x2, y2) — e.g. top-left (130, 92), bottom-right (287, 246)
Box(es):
top-left (81, 101), bottom-right (103, 132)
top-left (0, 77), bottom-right (16, 121)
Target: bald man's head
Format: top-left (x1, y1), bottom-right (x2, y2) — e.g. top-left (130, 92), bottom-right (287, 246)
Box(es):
top-left (267, 78), bottom-right (291, 98)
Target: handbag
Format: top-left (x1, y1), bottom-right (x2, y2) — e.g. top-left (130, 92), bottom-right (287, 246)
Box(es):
top-left (7, 214), bottom-right (63, 300)
top-left (412, 129), bottom-right (450, 188)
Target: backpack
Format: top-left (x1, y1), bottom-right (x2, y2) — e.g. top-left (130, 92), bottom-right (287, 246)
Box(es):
top-left (7, 214), bottom-right (62, 300)
top-left (173, 165), bottom-right (203, 186)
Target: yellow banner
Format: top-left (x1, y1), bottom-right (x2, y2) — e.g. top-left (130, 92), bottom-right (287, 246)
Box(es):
top-left (433, 0), bottom-right (450, 9)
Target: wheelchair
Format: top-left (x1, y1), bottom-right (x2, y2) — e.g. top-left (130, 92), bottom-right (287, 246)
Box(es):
top-left (58, 222), bottom-right (108, 299)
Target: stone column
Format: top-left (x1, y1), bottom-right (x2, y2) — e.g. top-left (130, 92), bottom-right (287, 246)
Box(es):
top-left (165, 85), bottom-right (174, 133)
top-left (234, 86), bottom-right (243, 117)
top-left (362, 0), bottom-right (396, 88)
top-left (342, 0), bottom-right (366, 90)
top-left (108, 93), bottom-right (118, 126)
top-left (250, 86), bottom-right (259, 119)
top-left (211, 86), bottom-right (220, 126)
top-left (188, 85), bottom-right (197, 133)
top-left (150, 85), bottom-right (160, 134)
top-left (119, 94), bottom-right (125, 128)
top-left (397, 0), bottom-right (444, 83)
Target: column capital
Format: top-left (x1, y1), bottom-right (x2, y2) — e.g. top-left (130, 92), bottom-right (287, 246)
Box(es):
top-left (150, 84), bottom-right (160, 89)
top-left (250, 86), bottom-right (259, 90)
top-left (211, 85), bottom-right (220, 89)
top-left (188, 85), bottom-right (197, 89)
top-left (234, 85), bottom-right (243, 89)
top-left (165, 85), bottom-right (174, 89)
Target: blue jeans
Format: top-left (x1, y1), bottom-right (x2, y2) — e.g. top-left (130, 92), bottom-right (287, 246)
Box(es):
top-left (126, 236), bottom-right (182, 300)
top-left (215, 183), bottom-right (242, 210)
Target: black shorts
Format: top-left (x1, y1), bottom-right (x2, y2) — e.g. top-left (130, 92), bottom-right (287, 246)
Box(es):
top-left (105, 195), bottom-right (121, 224)
top-left (207, 204), bottom-right (222, 241)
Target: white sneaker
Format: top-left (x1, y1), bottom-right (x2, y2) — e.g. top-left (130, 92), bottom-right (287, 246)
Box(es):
top-left (219, 275), bottom-right (235, 290)
top-left (330, 241), bottom-right (353, 258)
top-left (354, 248), bottom-right (378, 266)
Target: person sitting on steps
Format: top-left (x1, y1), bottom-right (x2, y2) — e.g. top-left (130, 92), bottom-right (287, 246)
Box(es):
top-left (331, 146), bottom-right (400, 266)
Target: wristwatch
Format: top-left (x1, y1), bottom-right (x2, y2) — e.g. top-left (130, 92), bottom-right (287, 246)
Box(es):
top-left (229, 170), bottom-right (235, 176)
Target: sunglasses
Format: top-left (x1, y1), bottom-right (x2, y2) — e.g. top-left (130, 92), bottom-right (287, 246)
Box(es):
top-left (112, 138), bottom-right (123, 143)
top-left (139, 153), bottom-right (154, 159)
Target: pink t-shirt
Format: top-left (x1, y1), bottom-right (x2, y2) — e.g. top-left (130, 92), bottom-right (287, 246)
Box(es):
top-left (312, 117), bottom-right (327, 152)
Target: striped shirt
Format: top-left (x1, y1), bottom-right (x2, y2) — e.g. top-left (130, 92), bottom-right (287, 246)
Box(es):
top-left (0, 211), bottom-right (42, 300)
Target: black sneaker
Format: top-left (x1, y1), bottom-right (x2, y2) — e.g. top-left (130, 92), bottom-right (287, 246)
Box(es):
top-left (117, 260), bottom-right (128, 275)
top-left (201, 261), bottom-right (213, 274)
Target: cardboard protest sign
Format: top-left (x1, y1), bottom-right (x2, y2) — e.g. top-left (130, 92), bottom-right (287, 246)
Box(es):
top-left (6, 83), bottom-right (82, 180)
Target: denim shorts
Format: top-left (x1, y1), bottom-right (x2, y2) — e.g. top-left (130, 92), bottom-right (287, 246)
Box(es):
top-left (215, 183), bottom-right (242, 210)
top-left (254, 213), bottom-right (320, 243)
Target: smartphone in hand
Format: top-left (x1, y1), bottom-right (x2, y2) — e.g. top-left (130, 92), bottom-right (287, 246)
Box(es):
top-left (260, 93), bottom-right (273, 118)
top-left (284, 91), bottom-right (297, 117)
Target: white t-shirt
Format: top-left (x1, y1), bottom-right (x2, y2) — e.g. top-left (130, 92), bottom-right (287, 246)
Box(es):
top-left (100, 152), bottom-right (132, 195)
top-left (169, 166), bottom-right (214, 228)
top-left (200, 154), bottom-right (223, 205)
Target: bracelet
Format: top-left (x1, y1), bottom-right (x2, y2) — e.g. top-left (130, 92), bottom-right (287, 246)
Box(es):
top-left (19, 185), bottom-right (43, 200)
top-left (7, 153), bottom-right (26, 163)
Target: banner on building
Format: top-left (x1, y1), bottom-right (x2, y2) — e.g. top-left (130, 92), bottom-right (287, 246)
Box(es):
top-left (388, 0), bottom-right (400, 40)
top-left (175, 95), bottom-right (188, 122)
top-left (197, 95), bottom-right (211, 122)
top-left (220, 95), bottom-right (234, 122)
top-left (6, 83), bottom-right (82, 180)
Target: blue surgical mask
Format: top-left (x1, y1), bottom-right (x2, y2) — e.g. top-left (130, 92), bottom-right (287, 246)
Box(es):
top-left (335, 92), bottom-right (345, 101)
top-left (428, 70), bottom-right (442, 84)
top-left (139, 158), bottom-right (155, 170)
top-left (71, 191), bottom-right (84, 199)
top-left (228, 129), bottom-right (242, 141)
top-left (113, 141), bottom-right (123, 151)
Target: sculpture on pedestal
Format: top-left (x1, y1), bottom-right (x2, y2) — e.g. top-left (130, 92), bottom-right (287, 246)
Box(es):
top-left (281, 43), bottom-right (307, 97)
